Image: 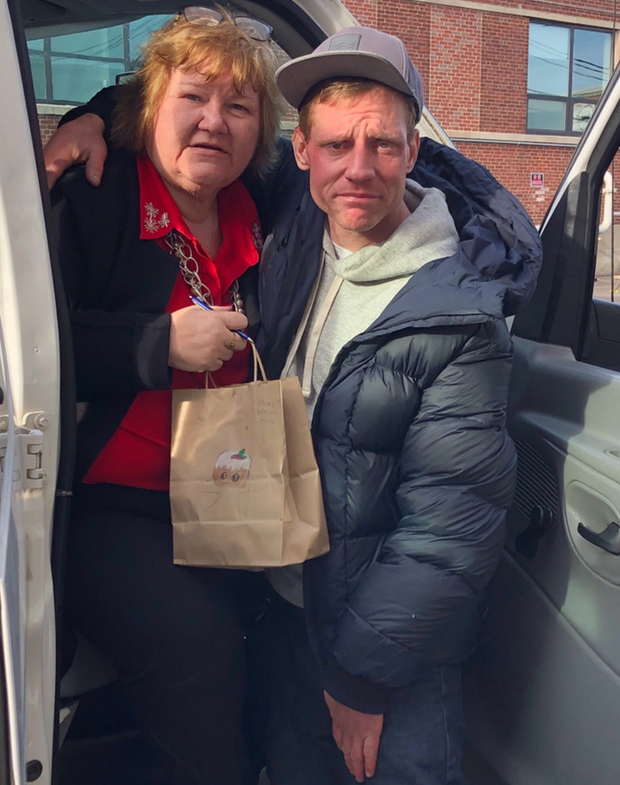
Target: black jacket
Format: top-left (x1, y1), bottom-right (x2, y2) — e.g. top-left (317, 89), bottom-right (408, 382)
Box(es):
top-left (257, 139), bottom-right (542, 713)
top-left (51, 145), bottom-right (297, 482)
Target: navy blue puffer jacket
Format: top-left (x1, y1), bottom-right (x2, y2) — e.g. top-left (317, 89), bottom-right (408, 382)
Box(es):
top-left (258, 137), bottom-right (542, 713)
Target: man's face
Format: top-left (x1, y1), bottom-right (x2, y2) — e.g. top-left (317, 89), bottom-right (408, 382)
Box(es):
top-left (292, 86), bottom-right (420, 251)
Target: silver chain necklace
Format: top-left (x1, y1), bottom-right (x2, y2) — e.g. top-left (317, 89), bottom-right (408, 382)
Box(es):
top-left (164, 228), bottom-right (244, 313)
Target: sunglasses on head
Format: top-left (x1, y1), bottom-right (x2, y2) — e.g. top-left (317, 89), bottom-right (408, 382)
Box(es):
top-left (180, 6), bottom-right (273, 42)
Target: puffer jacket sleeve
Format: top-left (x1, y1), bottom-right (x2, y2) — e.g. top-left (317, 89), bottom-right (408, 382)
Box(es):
top-left (324, 320), bottom-right (516, 713)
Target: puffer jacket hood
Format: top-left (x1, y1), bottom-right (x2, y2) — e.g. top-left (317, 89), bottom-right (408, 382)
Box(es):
top-left (409, 138), bottom-right (541, 319)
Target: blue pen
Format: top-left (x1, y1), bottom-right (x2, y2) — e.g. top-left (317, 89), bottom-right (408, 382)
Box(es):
top-left (190, 296), bottom-right (251, 342)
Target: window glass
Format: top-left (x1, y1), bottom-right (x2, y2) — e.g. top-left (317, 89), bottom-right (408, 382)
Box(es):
top-left (29, 15), bottom-right (172, 104)
top-left (527, 23), bottom-right (612, 134)
top-left (129, 15), bottom-right (170, 62)
top-left (528, 23), bottom-right (569, 97)
top-left (572, 102), bottom-right (596, 133)
top-left (528, 99), bottom-right (566, 132)
top-left (573, 28), bottom-right (611, 101)
top-left (595, 159), bottom-right (620, 305)
top-left (29, 53), bottom-right (46, 101)
top-left (50, 26), bottom-right (124, 58)
top-left (51, 57), bottom-right (124, 103)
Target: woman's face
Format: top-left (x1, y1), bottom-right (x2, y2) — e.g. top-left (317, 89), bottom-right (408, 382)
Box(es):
top-left (148, 67), bottom-right (261, 199)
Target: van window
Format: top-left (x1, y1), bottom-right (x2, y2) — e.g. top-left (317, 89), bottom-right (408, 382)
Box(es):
top-left (595, 165), bottom-right (619, 303)
top-left (27, 15), bottom-right (172, 106)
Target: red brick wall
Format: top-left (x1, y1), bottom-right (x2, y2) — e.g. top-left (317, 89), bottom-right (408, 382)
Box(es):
top-left (377, 1), bottom-right (432, 89)
top-left (457, 141), bottom-right (576, 224)
top-left (480, 14), bottom-right (529, 133)
top-left (343, 0), bottom-right (617, 223)
top-left (428, 6), bottom-right (482, 131)
top-left (345, 0), bottom-right (432, 86)
top-left (478, 0), bottom-right (616, 22)
top-left (38, 114), bottom-right (61, 145)
top-left (347, 0), bottom-right (378, 27)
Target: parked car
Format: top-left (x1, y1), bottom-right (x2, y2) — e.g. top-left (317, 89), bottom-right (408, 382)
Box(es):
top-left (1, 0), bottom-right (620, 784)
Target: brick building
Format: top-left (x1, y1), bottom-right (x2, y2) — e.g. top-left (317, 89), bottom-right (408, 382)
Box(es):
top-left (34, 0), bottom-right (619, 226)
top-left (342, 0), bottom-right (619, 225)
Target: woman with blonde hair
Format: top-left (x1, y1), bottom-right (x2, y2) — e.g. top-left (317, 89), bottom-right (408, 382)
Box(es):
top-left (52, 8), bottom-right (287, 784)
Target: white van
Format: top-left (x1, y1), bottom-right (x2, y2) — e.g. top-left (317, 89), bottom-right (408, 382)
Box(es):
top-left (1, 1), bottom-right (620, 784)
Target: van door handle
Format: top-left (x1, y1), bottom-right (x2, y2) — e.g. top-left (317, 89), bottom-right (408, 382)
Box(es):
top-left (577, 521), bottom-right (620, 555)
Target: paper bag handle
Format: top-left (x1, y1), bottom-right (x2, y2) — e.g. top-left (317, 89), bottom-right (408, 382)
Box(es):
top-left (250, 339), bottom-right (268, 382)
top-left (207, 340), bottom-right (266, 388)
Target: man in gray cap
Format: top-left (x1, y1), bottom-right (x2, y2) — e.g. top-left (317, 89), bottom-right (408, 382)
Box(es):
top-left (44, 24), bottom-right (541, 785)
top-left (253, 26), bottom-right (539, 785)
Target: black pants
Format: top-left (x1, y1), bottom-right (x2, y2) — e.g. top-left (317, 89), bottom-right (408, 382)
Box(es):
top-left (66, 484), bottom-right (260, 785)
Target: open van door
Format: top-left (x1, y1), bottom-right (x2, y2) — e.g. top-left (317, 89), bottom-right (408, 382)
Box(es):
top-left (0, 0), bottom-right (64, 782)
top-left (464, 61), bottom-right (620, 785)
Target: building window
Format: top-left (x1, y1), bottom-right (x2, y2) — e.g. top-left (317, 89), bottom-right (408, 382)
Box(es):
top-left (527, 22), bottom-right (612, 134)
top-left (27, 15), bottom-right (172, 105)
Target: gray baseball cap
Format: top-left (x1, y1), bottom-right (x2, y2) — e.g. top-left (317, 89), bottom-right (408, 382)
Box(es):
top-left (276, 26), bottom-right (424, 122)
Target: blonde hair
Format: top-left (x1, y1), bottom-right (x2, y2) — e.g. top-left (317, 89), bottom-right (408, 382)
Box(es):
top-left (111, 9), bottom-right (285, 175)
top-left (298, 78), bottom-right (417, 140)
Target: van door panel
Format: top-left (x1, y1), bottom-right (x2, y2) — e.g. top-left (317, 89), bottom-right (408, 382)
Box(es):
top-left (0, 0), bottom-right (62, 782)
top-left (465, 334), bottom-right (620, 785)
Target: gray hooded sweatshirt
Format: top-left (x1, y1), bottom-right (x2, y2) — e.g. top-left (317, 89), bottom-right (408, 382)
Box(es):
top-left (269, 180), bottom-right (460, 607)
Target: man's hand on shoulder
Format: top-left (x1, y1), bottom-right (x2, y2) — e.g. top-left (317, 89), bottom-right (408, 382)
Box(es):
top-left (44, 113), bottom-right (107, 190)
top-left (324, 690), bottom-right (384, 782)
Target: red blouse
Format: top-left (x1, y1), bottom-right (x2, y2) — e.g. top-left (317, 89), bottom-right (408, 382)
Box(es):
top-left (83, 155), bottom-right (261, 490)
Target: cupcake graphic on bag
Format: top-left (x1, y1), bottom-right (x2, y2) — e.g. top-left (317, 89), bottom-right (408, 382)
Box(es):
top-left (212, 449), bottom-right (251, 488)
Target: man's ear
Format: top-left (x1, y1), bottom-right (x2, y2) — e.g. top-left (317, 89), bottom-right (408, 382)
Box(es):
top-left (292, 126), bottom-right (311, 171)
top-left (406, 129), bottom-right (421, 174)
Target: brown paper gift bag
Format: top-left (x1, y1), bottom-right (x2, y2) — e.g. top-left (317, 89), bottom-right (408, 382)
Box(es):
top-left (170, 345), bottom-right (329, 568)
